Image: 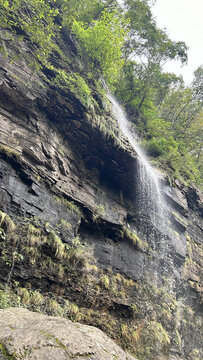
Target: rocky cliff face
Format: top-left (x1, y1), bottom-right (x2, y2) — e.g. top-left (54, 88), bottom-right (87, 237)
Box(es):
top-left (0, 33), bottom-right (202, 360)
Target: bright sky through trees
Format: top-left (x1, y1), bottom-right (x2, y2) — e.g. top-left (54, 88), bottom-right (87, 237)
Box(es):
top-left (152, 0), bottom-right (203, 84)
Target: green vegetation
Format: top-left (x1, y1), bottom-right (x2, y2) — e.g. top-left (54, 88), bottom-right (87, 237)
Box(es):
top-left (54, 70), bottom-right (92, 106)
top-left (142, 85), bottom-right (203, 185)
top-left (0, 145), bottom-right (20, 161)
top-left (113, 0), bottom-right (202, 187)
top-left (58, 0), bottom-right (101, 27)
top-left (92, 203), bottom-right (105, 221)
top-left (0, 343), bottom-right (16, 360)
top-left (60, 219), bottom-right (72, 230)
top-left (0, 217), bottom-right (202, 360)
top-left (3, 213), bottom-right (201, 360)
top-left (0, 213), bottom-right (93, 292)
top-left (190, 348), bottom-right (202, 360)
top-left (134, 321), bottom-right (170, 359)
top-left (54, 196), bottom-right (81, 215)
top-left (0, 211), bottom-right (15, 233)
top-left (72, 9), bottom-right (128, 82)
top-left (100, 274), bottom-right (110, 290)
top-left (0, 0), bottom-right (202, 186)
top-left (122, 227), bottom-right (148, 251)
top-left (0, 3), bottom-right (202, 357)
top-left (0, 287), bottom-right (21, 309)
top-left (0, 290), bottom-right (11, 308)
top-left (17, 287), bottom-right (31, 305)
top-left (0, 0), bottom-right (60, 68)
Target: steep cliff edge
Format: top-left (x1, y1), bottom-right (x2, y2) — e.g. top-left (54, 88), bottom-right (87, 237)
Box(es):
top-left (0, 30), bottom-right (203, 360)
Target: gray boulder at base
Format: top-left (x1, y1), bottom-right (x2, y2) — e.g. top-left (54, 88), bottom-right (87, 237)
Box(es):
top-left (0, 308), bottom-right (136, 360)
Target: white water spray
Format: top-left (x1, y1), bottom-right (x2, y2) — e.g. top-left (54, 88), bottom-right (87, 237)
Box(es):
top-left (108, 92), bottom-right (167, 232)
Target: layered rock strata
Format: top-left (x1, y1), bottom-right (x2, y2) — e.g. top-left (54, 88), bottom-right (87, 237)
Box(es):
top-left (0, 32), bottom-right (202, 360)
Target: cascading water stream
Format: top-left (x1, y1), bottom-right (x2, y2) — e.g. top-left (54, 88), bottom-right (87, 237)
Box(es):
top-left (107, 92), bottom-right (168, 234)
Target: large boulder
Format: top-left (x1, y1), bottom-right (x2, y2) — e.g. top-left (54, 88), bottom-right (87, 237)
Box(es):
top-left (0, 307), bottom-right (136, 360)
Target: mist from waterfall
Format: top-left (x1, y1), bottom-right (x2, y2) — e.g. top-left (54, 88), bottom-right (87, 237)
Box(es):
top-left (108, 92), bottom-right (168, 234)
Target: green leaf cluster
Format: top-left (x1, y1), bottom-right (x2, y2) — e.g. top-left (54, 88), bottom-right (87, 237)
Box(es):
top-left (57, 0), bottom-right (104, 28)
top-left (55, 69), bottom-right (91, 105)
top-left (142, 86), bottom-right (203, 185)
top-left (72, 9), bottom-right (128, 82)
top-left (0, 0), bottom-right (60, 67)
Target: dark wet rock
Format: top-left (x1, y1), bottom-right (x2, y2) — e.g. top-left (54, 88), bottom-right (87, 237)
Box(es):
top-left (0, 29), bottom-right (202, 360)
top-left (164, 185), bottom-right (188, 215)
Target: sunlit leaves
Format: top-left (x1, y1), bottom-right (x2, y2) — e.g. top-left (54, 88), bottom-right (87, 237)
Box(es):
top-left (0, 0), bottom-right (59, 67)
top-left (58, 0), bottom-right (103, 28)
top-left (72, 9), bottom-right (129, 82)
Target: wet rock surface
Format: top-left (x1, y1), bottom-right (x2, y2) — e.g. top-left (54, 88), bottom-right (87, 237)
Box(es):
top-left (0, 33), bottom-right (203, 360)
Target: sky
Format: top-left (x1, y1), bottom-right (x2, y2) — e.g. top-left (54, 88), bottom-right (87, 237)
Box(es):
top-left (151, 0), bottom-right (203, 84)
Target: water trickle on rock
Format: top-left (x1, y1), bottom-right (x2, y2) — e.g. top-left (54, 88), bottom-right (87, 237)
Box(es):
top-left (108, 92), bottom-right (168, 234)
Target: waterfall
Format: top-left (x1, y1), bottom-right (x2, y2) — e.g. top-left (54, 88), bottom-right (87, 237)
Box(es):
top-left (107, 92), bottom-right (167, 235)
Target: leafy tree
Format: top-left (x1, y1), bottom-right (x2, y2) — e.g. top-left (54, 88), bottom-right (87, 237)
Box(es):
top-left (145, 84), bottom-right (203, 185)
top-left (159, 86), bottom-right (202, 137)
top-left (192, 65), bottom-right (203, 103)
top-left (115, 60), bottom-right (182, 124)
top-left (72, 9), bottom-right (128, 82)
top-left (123, 0), bottom-right (188, 66)
top-left (113, 0), bottom-right (188, 129)
top-left (57, 0), bottom-right (104, 28)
